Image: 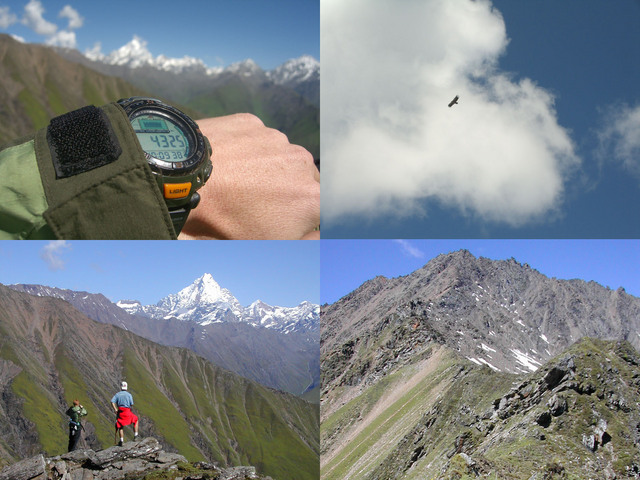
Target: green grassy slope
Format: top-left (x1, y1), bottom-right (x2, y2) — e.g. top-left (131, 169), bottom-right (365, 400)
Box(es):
top-left (0, 34), bottom-right (152, 145)
top-left (323, 337), bottom-right (640, 480)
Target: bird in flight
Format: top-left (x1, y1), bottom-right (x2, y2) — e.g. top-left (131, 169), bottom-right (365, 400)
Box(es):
top-left (448, 95), bottom-right (459, 107)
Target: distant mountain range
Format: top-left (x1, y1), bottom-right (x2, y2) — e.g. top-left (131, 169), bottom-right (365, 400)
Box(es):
top-left (0, 34), bottom-right (319, 159)
top-left (117, 273), bottom-right (318, 335)
top-left (321, 250), bottom-right (640, 479)
top-left (10, 274), bottom-right (320, 401)
top-left (80, 36), bottom-right (319, 101)
top-left (0, 285), bottom-right (319, 480)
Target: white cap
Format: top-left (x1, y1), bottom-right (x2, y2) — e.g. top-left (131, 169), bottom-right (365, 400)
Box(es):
top-left (121, 381), bottom-right (128, 390)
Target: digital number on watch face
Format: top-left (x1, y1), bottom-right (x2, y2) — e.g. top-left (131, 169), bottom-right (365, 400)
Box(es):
top-left (131, 114), bottom-right (191, 162)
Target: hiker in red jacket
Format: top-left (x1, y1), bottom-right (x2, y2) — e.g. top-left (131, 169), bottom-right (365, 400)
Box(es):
top-left (111, 381), bottom-right (139, 446)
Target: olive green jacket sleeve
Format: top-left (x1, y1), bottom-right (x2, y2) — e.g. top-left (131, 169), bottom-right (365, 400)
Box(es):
top-left (0, 103), bottom-right (177, 239)
top-left (0, 139), bottom-right (53, 239)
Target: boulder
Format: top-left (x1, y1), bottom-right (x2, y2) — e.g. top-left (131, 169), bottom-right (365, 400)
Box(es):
top-left (547, 394), bottom-right (567, 416)
top-left (86, 437), bottom-right (163, 468)
top-left (582, 433), bottom-right (598, 451)
top-left (0, 454), bottom-right (45, 480)
top-left (543, 367), bottom-right (567, 389)
top-left (535, 411), bottom-right (552, 428)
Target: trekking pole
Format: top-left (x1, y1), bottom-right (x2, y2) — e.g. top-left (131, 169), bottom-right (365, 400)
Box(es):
top-left (114, 411), bottom-right (119, 445)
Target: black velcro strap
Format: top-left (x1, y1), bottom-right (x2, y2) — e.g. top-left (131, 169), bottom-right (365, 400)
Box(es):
top-left (46, 106), bottom-right (122, 179)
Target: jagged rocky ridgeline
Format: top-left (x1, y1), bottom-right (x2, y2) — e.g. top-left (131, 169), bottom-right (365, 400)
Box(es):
top-left (0, 437), bottom-right (268, 480)
top-left (322, 249), bottom-right (640, 385)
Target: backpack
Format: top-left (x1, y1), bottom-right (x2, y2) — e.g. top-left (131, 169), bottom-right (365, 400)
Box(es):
top-left (66, 406), bottom-right (87, 427)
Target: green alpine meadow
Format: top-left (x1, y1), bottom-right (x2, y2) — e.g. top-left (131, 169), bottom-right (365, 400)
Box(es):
top-left (0, 285), bottom-right (319, 480)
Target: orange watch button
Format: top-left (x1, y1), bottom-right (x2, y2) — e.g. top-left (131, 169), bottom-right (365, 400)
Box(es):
top-left (164, 182), bottom-right (192, 199)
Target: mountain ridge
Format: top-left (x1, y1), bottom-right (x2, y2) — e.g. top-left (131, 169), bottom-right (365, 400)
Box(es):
top-left (116, 272), bottom-right (319, 335)
top-left (321, 250), bottom-right (640, 479)
top-left (322, 249), bottom-right (640, 377)
top-left (9, 275), bottom-right (320, 400)
top-left (78, 35), bottom-right (319, 86)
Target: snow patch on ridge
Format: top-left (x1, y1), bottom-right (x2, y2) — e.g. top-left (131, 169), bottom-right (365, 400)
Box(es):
top-left (510, 349), bottom-right (542, 372)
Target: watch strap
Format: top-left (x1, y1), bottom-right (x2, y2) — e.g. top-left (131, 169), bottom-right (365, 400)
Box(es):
top-left (168, 192), bottom-right (201, 234)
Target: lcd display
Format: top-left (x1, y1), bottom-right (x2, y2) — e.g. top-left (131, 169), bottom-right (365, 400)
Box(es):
top-left (139, 118), bottom-right (169, 132)
top-left (132, 114), bottom-right (190, 162)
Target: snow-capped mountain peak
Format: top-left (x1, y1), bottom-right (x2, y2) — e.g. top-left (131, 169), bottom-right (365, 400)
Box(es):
top-left (85, 36), bottom-right (223, 75)
top-left (107, 35), bottom-right (153, 67)
top-left (267, 55), bottom-right (319, 85)
top-left (226, 59), bottom-right (263, 76)
top-left (153, 273), bottom-right (242, 321)
top-left (115, 299), bottom-right (144, 315)
top-left (180, 273), bottom-right (225, 304)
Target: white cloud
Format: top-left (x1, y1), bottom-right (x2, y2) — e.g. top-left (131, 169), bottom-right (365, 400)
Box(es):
top-left (40, 241), bottom-right (71, 271)
top-left (598, 104), bottom-right (640, 180)
top-left (58, 5), bottom-right (83, 29)
top-left (394, 240), bottom-right (424, 259)
top-left (0, 6), bottom-right (18, 28)
top-left (321, 0), bottom-right (579, 226)
top-left (22, 0), bottom-right (57, 35)
top-left (19, 1), bottom-right (82, 48)
top-left (45, 29), bottom-right (76, 48)
top-left (10, 34), bottom-right (26, 43)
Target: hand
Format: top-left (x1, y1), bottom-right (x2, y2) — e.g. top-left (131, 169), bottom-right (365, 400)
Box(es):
top-left (179, 114), bottom-right (320, 240)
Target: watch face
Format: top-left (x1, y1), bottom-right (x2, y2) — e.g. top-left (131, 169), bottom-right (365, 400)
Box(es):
top-left (131, 114), bottom-right (191, 163)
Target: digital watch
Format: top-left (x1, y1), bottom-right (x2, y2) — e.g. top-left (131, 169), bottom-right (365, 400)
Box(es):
top-left (117, 97), bottom-right (212, 234)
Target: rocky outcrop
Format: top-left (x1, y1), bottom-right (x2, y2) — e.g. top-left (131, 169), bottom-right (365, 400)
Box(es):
top-left (0, 437), bottom-right (267, 480)
top-left (324, 336), bottom-right (640, 479)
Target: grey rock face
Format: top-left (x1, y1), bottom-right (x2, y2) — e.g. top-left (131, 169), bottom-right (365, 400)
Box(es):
top-left (322, 249), bottom-right (640, 389)
top-left (0, 454), bottom-right (45, 480)
top-left (547, 394), bottom-right (567, 416)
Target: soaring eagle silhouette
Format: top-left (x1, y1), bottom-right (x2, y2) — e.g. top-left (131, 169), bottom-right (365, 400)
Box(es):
top-left (448, 95), bottom-right (459, 107)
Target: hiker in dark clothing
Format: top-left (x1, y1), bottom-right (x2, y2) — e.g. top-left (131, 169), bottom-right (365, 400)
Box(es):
top-left (66, 399), bottom-right (87, 452)
top-left (111, 381), bottom-right (139, 446)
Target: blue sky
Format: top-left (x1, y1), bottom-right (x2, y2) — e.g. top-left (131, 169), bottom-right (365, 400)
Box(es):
top-left (0, 241), bottom-right (320, 307)
top-left (321, 239), bottom-right (640, 305)
top-left (0, 0), bottom-right (319, 69)
top-left (322, 0), bottom-right (640, 238)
